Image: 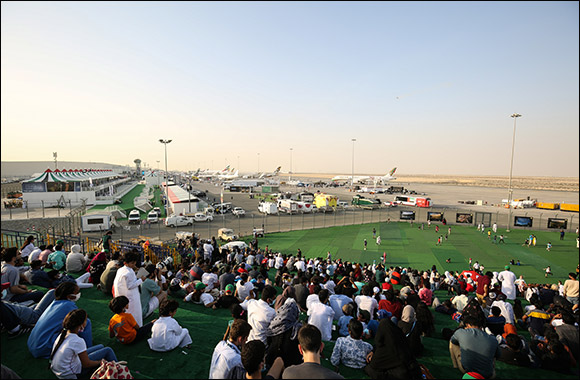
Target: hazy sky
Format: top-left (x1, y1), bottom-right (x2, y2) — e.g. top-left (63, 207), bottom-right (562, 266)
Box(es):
top-left (2, 2), bottom-right (578, 177)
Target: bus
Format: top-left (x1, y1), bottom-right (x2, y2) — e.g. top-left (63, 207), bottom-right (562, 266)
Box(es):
top-left (394, 196), bottom-right (431, 207)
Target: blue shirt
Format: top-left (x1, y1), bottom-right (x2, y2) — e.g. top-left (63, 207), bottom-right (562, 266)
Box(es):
top-left (337, 315), bottom-right (353, 337)
top-left (28, 300), bottom-right (92, 358)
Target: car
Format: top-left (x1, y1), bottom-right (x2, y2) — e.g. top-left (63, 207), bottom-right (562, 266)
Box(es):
top-left (153, 207), bottom-right (162, 217)
top-left (147, 211), bottom-right (159, 223)
top-left (218, 228), bottom-right (238, 241)
top-left (128, 210), bottom-right (141, 225)
top-left (220, 241), bottom-right (248, 252)
top-left (232, 207), bottom-right (245, 217)
top-left (193, 212), bottom-right (213, 222)
top-left (252, 228), bottom-right (264, 238)
top-left (164, 215), bottom-right (193, 227)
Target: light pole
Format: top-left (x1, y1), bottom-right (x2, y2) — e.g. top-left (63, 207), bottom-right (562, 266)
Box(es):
top-left (506, 113), bottom-right (521, 233)
top-left (351, 139), bottom-right (356, 191)
top-left (289, 148), bottom-right (293, 181)
top-left (257, 153), bottom-right (260, 173)
top-left (159, 139), bottom-right (172, 218)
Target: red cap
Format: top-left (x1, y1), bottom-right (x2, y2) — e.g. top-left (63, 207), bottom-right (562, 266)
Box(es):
top-left (237, 267), bottom-right (248, 274)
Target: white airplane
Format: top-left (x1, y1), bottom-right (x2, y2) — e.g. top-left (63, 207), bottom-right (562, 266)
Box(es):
top-left (331, 167), bottom-right (397, 185)
top-left (369, 167), bottom-right (397, 185)
top-left (242, 166), bottom-right (281, 179)
top-left (217, 169), bottom-right (239, 180)
top-left (198, 165), bottom-right (231, 179)
top-left (259, 166), bottom-right (281, 179)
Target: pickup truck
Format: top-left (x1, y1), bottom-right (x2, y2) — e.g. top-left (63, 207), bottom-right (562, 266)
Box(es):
top-left (232, 207), bottom-right (246, 217)
top-left (193, 212), bottom-right (213, 222)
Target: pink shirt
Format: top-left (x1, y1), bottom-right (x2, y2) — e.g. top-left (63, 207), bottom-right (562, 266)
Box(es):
top-left (38, 249), bottom-right (52, 264)
top-left (418, 287), bottom-right (433, 306)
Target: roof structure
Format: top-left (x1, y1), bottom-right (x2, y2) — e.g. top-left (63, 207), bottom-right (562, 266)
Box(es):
top-left (23, 168), bottom-right (119, 183)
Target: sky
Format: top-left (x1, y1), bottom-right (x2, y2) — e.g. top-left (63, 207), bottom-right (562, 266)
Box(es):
top-left (1, 1), bottom-right (579, 177)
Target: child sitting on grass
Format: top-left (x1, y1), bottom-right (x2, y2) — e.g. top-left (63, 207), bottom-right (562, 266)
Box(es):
top-left (108, 296), bottom-right (155, 344)
top-left (148, 299), bottom-right (192, 352)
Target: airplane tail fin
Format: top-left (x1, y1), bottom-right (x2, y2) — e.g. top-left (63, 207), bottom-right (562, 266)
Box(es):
top-left (274, 166), bottom-right (281, 174)
top-left (387, 167), bottom-right (397, 176)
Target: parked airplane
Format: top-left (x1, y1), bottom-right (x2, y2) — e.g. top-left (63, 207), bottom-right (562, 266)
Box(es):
top-left (217, 169), bottom-right (239, 180)
top-left (331, 167), bottom-right (397, 185)
top-left (259, 166), bottom-right (282, 178)
top-left (242, 166), bottom-right (282, 179)
top-left (198, 165), bottom-right (231, 179)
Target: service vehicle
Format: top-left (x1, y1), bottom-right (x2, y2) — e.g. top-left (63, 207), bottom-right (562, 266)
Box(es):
top-left (314, 193), bottom-right (338, 212)
top-left (394, 196), bottom-right (432, 207)
top-left (220, 241), bottom-right (249, 252)
top-left (218, 228), bottom-right (238, 242)
top-left (81, 213), bottom-right (117, 232)
top-left (153, 207), bottom-right (162, 217)
top-left (258, 201), bottom-right (279, 215)
top-left (147, 211), bottom-right (159, 223)
top-left (128, 210), bottom-right (141, 224)
top-left (295, 201), bottom-right (314, 213)
top-left (232, 207), bottom-right (246, 217)
top-left (278, 199), bottom-right (298, 214)
top-left (193, 212), bottom-right (213, 222)
top-left (536, 202), bottom-right (559, 210)
top-left (253, 228), bottom-right (265, 237)
top-left (165, 214), bottom-right (193, 227)
top-left (351, 195), bottom-right (381, 209)
top-left (560, 203), bottom-right (579, 212)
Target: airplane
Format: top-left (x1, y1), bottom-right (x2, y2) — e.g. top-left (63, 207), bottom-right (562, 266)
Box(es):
top-left (369, 167), bottom-right (397, 185)
top-left (259, 166), bottom-right (282, 179)
top-left (217, 169), bottom-right (239, 180)
top-left (242, 166), bottom-right (282, 179)
top-left (198, 165), bottom-right (231, 179)
top-left (331, 167), bottom-right (397, 185)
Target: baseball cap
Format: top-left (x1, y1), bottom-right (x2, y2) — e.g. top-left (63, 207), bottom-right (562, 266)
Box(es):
top-left (505, 265), bottom-right (510, 270)
top-left (56, 240), bottom-right (64, 246)
top-left (195, 282), bottom-right (207, 290)
top-left (373, 286), bottom-right (380, 295)
top-left (225, 284), bottom-right (235, 294)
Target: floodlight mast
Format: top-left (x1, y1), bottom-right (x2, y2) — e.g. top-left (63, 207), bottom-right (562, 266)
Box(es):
top-left (506, 113), bottom-right (521, 233)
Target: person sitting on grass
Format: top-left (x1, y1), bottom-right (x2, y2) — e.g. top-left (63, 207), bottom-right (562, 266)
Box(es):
top-left (148, 299), bottom-right (192, 352)
top-left (108, 296), bottom-right (155, 344)
top-left (28, 282), bottom-right (93, 359)
top-left (330, 319), bottom-right (373, 370)
top-left (140, 264), bottom-right (167, 319)
top-left (282, 324), bottom-right (344, 379)
top-left (209, 319), bottom-right (253, 379)
top-left (213, 284), bottom-right (241, 310)
top-left (184, 282), bottom-right (217, 308)
top-left (486, 306), bottom-right (507, 336)
top-left (50, 309), bottom-right (118, 379)
top-left (241, 340), bottom-right (285, 379)
top-left (449, 315), bottom-right (500, 379)
top-left (337, 303), bottom-right (355, 337)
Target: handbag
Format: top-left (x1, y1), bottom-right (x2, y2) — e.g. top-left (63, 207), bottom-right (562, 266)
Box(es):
top-left (90, 361), bottom-right (133, 379)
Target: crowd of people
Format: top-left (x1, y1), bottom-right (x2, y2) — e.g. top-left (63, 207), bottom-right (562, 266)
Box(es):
top-left (1, 228), bottom-right (579, 379)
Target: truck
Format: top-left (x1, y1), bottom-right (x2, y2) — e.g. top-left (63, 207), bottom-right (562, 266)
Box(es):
top-left (314, 193), bottom-right (338, 212)
top-left (258, 201), bottom-right (279, 215)
top-left (560, 203), bottom-right (579, 212)
top-left (81, 213), bottom-right (117, 232)
top-left (164, 214), bottom-right (193, 227)
top-left (278, 199), bottom-right (298, 214)
top-left (351, 195), bottom-right (381, 209)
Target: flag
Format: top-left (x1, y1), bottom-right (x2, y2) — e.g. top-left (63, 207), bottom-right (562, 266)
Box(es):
top-left (383, 252), bottom-right (386, 263)
top-left (220, 190), bottom-right (223, 204)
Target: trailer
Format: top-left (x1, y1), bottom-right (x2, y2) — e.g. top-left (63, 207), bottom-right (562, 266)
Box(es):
top-left (351, 195), bottom-right (381, 209)
top-left (560, 203), bottom-right (579, 212)
top-left (258, 201), bottom-right (279, 215)
top-left (277, 199), bottom-right (298, 214)
top-left (536, 202), bottom-right (559, 210)
top-left (81, 213), bottom-right (116, 232)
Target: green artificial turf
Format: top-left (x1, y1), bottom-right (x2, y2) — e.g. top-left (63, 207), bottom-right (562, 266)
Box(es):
top-left (2, 222), bottom-right (578, 379)
top-left (87, 185), bottom-right (167, 219)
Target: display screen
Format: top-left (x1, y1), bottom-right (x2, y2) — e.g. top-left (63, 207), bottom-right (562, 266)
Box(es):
top-left (427, 212), bottom-right (443, 221)
top-left (514, 216), bottom-right (533, 227)
top-left (456, 213), bottom-right (473, 224)
top-left (400, 211), bottom-right (415, 220)
top-left (547, 218), bottom-right (567, 229)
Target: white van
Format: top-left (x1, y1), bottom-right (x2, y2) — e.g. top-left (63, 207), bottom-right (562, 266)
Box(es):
top-left (147, 211), bottom-right (159, 223)
top-left (165, 214), bottom-right (193, 227)
top-left (128, 210), bottom-right (141, 225)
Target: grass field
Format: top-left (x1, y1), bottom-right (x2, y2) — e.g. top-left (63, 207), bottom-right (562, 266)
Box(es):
top-left (1, 222), bottom-right (578, 379)
top-left (88, 185), bottom-right (167, 219)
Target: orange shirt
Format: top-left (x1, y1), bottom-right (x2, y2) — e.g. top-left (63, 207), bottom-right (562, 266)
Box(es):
top-left (109, 312), bottom-right (138, 344)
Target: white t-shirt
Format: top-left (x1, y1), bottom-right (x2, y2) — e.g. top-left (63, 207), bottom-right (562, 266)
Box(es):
top-left (200, 292), bottom-right (214, 306)
top-left (236, 281), bottom-right (254, 301)
top-left (355, 295), bottom-right (379, 319)
top-left (50, 333), bottom-right (86, 379)
top-left (308, 302), bottom-right (335, 341)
